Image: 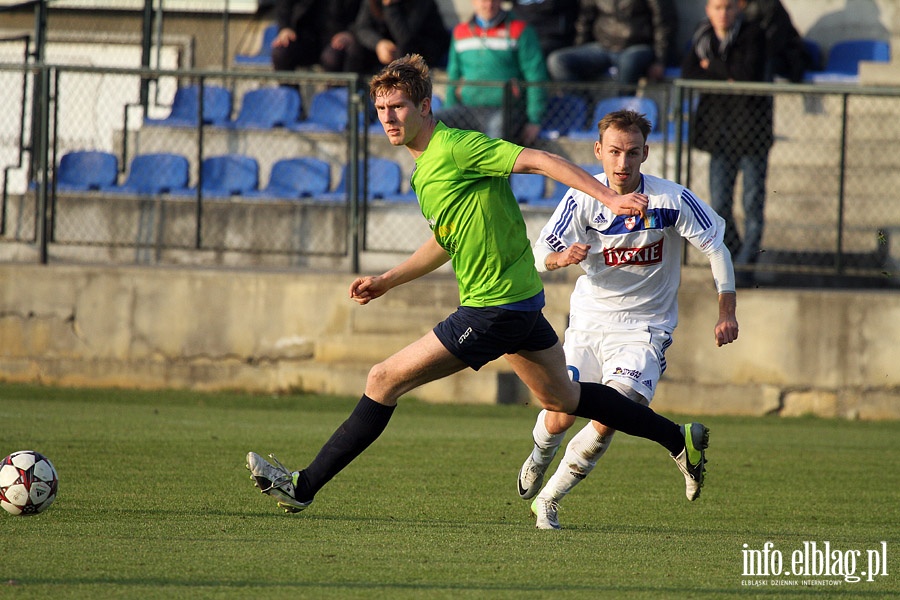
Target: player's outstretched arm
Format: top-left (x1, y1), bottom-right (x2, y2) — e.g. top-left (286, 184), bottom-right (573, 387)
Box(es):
top-left (512, 148), bottom-right (648, 217)
top-left (350, 236), bottom-right (450, 305)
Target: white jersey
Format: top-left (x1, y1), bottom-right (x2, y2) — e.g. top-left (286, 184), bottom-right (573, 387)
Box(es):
top-left (535, 173), bottom-right (727, 331)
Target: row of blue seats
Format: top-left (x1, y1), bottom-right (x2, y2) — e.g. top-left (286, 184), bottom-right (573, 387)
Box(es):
top-left (144, 82), bottom-right (671, 142)
top-left (144, 84), bottom-right (447, 133)
top-left (49, 150), bottom-right (414, 200)
top-left (144, 85), bottom-right (337, 131)
top-left (48, 150), bottom-right (576, 205)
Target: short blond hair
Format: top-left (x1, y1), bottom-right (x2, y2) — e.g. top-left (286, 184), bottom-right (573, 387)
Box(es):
top-left (369, 53), bottom-right (433, 106)
top-left (598, 109), bottom-right (651, 143)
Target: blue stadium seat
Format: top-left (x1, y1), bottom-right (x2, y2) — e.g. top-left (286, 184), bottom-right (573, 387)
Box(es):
top-left (806, 39), bottom-right (890, 82)
top-left (568, 96), bottom-right (660, 141)
top-left (288, 88), bottom-right (351, 133)
top-left (539, 94), bottom-right (588, 140)
top-left (221, 86), bottom-right (301, 129)
top-left (144, 84), bottom-right (233, 127)
top-left (663, 65), bottom-right (682, 79)
top-left (244, 157), bottom-right (331, 199)
top-left (171, 154), bottom-right (259, 198)
top-left (55, 150), bottom-right (118, 192)
top-left (824, 39), bottom-right (890, 75)
top-left (318, 157), bottom-right (402, 201)
top-left (101, 153), bottom-right (190, 195)
top-left (234, 24), bottom-right (279, 66)
top-left (510, 173), bottom-right (547, 204)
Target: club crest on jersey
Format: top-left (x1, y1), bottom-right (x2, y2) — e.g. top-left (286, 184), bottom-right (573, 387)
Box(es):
top-left (623, 213), bottom-right (657, 231)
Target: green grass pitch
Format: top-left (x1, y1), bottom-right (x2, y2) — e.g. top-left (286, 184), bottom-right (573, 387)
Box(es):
top-left (1, 382), bottom-right (897, 599)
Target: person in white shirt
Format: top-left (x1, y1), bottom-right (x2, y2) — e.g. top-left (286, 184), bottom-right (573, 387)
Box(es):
top-left (518, 108), bottom-right (740, 530)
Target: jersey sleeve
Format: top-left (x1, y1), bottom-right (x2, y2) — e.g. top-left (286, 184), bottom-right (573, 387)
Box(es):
top-left (534, 190), bottom-right (589, 268)
top-left (675, 187), bottom-right (727, 256)
top-left (450, 130), bottom-right (523, 178)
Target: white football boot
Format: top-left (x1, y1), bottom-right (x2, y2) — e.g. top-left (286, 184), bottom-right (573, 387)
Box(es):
top-left (246, 452), bottom-right (311, 513)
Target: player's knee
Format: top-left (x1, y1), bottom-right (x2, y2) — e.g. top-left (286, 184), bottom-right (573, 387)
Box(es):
top-left (545, 409), bottom-right (577, 433)
top-left (366, 361), bottom-right (398, 398)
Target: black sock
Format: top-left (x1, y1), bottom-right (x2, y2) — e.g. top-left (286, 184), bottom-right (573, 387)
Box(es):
top-left (296, 395), bottom-right (395, 502)
top-left (570, 382), bottom-right (684, 455)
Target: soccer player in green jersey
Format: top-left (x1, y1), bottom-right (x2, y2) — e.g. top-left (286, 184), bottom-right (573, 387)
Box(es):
top-left (247, 54), bottom-right (709, 517)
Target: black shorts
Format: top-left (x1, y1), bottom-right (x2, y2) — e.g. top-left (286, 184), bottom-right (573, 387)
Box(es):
top-left (433, 305), bottom-right (559, 371)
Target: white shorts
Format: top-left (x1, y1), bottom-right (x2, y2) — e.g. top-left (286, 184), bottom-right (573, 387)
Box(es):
top-left (563, 314), bottom-right (673, 403)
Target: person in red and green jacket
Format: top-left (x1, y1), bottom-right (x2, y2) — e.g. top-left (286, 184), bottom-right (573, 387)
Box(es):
top-left (436, 0), bottom-right (548, 145)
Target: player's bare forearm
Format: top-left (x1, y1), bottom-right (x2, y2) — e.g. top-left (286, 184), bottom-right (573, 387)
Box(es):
top-left (715, 292), bottom-right (739, 347)
top-left (544, 243), bottom-right (590, 270)
top-left (385, 236), bottom-right (450, 285)
top-left (350, 236), bottom-right (450, 305)
top-left (512, 149), bottom-right (648, 216)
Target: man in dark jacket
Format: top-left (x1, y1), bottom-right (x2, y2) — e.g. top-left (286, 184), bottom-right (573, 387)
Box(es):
top-left (346, 0), bottom-right (450, 74)
top-left (682, 0), bottom-right (772, 272)
top-left (512, 0), bottom-right (580, 57)
top-left (270, 0), bottom-right (362, 72)
top-left (739, 0), bottom-right (812, 82)
top-left (545, 0), bottom-right (678, 86)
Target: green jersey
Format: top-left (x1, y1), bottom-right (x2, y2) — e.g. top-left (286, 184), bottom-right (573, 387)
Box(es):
top-left (411, 122), bottom-right (544, 307)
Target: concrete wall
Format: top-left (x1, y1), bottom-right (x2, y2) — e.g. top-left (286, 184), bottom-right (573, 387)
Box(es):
top-left (1, 263), bottom-right (898, 420)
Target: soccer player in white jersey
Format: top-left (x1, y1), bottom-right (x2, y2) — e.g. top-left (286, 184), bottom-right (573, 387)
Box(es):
top-left (518, 109), bottom-right (739, 529)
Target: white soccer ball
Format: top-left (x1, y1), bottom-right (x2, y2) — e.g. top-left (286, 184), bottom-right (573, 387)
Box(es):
top-left (0, 450), bottom-right (59, 516)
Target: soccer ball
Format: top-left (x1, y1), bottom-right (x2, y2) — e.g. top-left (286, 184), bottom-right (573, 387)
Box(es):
top-left (0, 451), bottom-right (59, 516)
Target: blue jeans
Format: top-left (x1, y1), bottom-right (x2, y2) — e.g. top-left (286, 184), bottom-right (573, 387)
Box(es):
top-left (709, 152), bottom-right (769, 266)
top-left (546, 43), bottom-right (655, 85)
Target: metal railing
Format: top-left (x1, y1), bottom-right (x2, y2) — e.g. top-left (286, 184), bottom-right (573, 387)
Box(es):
top-left (0, 60), bottom-right (898, 287)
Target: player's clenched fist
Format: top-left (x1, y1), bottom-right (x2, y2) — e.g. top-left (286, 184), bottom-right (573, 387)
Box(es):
top-left (349, 275), bottom-right (388, 305)
top-left (556, 243), bottom-right (591, 268)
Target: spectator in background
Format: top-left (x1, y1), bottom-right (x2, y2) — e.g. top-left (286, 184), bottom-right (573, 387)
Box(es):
top-left (682, 0), bottom-right (773, 279)
top-left (545, 0), bottom-right (678, 87)
top-left (511, 0), bottom-right (580, 57)
top-left (738, 0), bottom-right (813, 82)
top-left (271, 0), bottom-right (362, 72)
top-left (346, 0), bottom-right (451, 74)
top-left (436, 0), bottom-right (548, 145)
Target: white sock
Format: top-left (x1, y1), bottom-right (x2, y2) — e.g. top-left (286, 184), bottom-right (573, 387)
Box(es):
top-left (530, 409), bottom-right (566, 465)
top-left (540, 423), bottom-right (614, 502)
